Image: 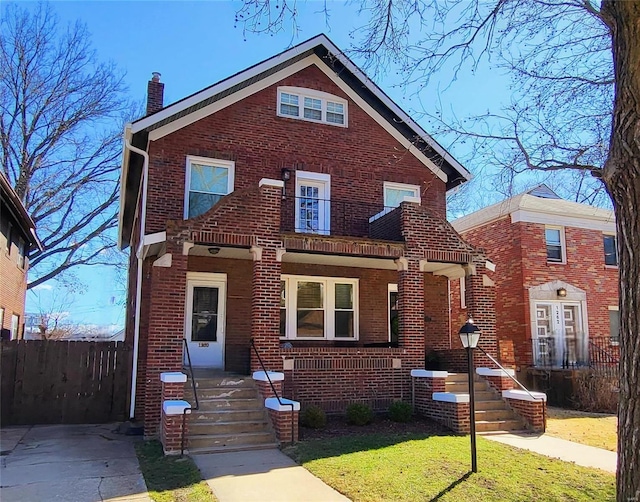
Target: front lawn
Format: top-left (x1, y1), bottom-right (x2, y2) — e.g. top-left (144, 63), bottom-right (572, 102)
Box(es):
top-left (546, 407), bottom-right (617, 451)
top-left (284, 433), bottom-right (615, 501)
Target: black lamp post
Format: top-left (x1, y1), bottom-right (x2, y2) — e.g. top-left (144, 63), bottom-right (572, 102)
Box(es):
top-left (459, 318), bottom-right (481, 473)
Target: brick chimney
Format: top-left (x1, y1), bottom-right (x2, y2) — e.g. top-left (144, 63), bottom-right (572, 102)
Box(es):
top-left (146, 72), bottom-right (164, 115)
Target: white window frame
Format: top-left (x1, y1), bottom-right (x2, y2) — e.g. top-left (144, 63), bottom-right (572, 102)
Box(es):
top-left (383, 181), bottom-right (421, 207)
top-left (184, 156), bottom-right (235, 219)
top-left (295, 172), bottom-right (331, 235)
top-left (10, 314), bottom-right (19, 341)
top-left (545, 225), bottom-right (566, 264)
top-left (603, 233), bottom-right (618, 267)
top-left (388, 284), bottom-right (398, 343)
top-left (280, 275), bottom-right (359, 340)
top-left (277, 87), bottom-right (348, 127)
top-left (460, 277), bottom-right (467, 309)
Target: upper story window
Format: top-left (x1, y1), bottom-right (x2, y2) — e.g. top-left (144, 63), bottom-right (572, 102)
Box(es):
top-left (545, 226), bottom-right (565, 263)
top-left (603, 234), bottom-right (618, 267)
top-left (184, 156), bottom-right (235, 219)
top-left (17, 237), bottom-right (25, 269)
top-left (383, 182), bottom-right (421, 208)
top-left (609, 306), bottom-right (619, 344)
top-left (277, 87), bottom-right (347, 127)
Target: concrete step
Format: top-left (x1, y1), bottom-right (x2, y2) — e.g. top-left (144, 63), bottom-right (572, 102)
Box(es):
top-left (475, 409), bottom-right (517, 421)
top-left (189, 443), bottom-right (278, 455)
top-left (189, 420), bottom-right (270, 436)
top-left (190, 409), bottom-right (267, 422)
top-left (474, 400), bottom-right (508, 411)
top-left (475, 419), bottom-right (525, 433)
top-left (445, 373), bottom-right (468, 382)
top-left (473, 391), bottom-right (499, 401)
top-left (194, 398), bottom-right (265, 412)
top-left (188, 431), bottom-right (276, 450)
top-left (185, 386), bottom-right (258, 401)
top-left (189, 376), bottom-right (255, 390)
top-left (444, 382), bottom-right (469, 392)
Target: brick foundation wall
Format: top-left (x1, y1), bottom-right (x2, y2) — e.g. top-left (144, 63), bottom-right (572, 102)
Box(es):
top-left (268, 408), bottom-right (299, 443)
top-left (506, 398), bottom-right (546, 432)
top-left (161, 413), bottom-right (189, 455)
top-left (413, 376), bottom-right (470, 433)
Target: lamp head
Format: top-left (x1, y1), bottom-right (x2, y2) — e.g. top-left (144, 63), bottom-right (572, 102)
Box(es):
top-left (459, 318), bottom-right (481, 348)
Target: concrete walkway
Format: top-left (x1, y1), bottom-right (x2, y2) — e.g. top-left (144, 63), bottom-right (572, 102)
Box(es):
top-left (483, 432), bottom-right (617, 473)
top-left (0, 424), bottom-right (152, 502)
top-left (192, 448), bottom-right (350, 502)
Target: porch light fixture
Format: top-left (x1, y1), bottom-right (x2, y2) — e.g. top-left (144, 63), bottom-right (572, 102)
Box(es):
top-left (281, 168), bottom-right (291, 182)
top-left (557, 288), bottom-right (567, 298)
top-left (458, 318), bottom-right (481, 473)
top-left (208, 247), bottom-right (221, 255)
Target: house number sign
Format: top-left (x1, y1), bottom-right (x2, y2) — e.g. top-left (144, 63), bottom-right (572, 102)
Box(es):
top-left (199, 342), bottom-right (210, 347)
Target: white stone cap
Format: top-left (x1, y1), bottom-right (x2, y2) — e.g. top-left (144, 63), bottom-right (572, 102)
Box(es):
top-left (253, 371), bottom-right (285, 382)
top-left (160, 372), bottom-right (187, 383)
top-left (476, 367), bottom-right (515, 377)
top-left (411, 369), bottom-right (449, 378)
top-left (432, 392), bottom-right (470, 403)
top-left (259, 178), bottom-right (284, 188)
top-left (502, 389), bottom-right (547, 402)
top-left (265, 397), bottom-right (301, 412)
top-left (163, 400), bottom-right (192, 416)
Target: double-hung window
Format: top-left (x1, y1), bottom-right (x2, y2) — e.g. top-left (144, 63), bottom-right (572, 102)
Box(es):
top-left (277, 87), bottom-right (347, 127)
top-left (609, 306), bottom-right (620, 344)
top-left (185, 156), bottom-right (235, 219)
top-left (280, 275), bottom-right (358, 340)
top-left (383, 182), bottom-right (420, 208)
top-left (545, 226), bottom-right (565, 263)
top-left (603, 234), bottom-right (618, 266)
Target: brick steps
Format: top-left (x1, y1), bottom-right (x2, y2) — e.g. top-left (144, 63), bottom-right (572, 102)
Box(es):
top-left (184, 373), bottom-right (276, 453)
top-left (445, 373), bottom-right (527, 433)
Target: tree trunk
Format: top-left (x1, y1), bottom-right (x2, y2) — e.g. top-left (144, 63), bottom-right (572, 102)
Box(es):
top-left (601, 2), bottom-right (640, 500)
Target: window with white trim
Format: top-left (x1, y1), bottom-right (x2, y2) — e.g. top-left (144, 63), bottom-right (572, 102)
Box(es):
top-left (545, 226), bottom-right (565, 263)
top-left (280, 275), bottom-right (358, 340)
top-left (10, 314), bottom-right (19, 341)
top-left (277, 87), bottom-right (347, 127)
top-left (295, 172), bottom-right (330, 235)
top-left (460, 277), bottom-right (467, 309)
top-left (388, 284), bottom-right (398, 343)
top-left (609, 306), bottom-right (619, 344)
top-left (184, 156), bottom-right (235, 219)
top-left (603, 234), bottom-right (618, 266)
top-left (383, 182), bottom-right (420, 208)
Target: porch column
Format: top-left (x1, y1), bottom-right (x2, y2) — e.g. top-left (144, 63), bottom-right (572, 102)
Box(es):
top-left (465, 259), bottom-right (498, 362)
top-left (397, 257), bottom-right (425, 368)
top-left (144, 246), bottom-right (188, 437)
top-left (251, 246), bottom-right (283, 372)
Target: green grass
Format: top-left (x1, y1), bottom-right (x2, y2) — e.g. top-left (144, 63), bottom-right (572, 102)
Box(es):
top-left (284, 433), bottom-right (615, 502)
top-left (135, 440), bottom-right (216, 502)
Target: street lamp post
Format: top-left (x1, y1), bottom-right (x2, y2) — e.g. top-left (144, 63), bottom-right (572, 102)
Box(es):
top-left (459, 318), bottom-right (481, 473)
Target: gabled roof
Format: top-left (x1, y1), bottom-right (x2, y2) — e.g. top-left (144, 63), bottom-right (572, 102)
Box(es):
top-left (119, 34), bottom-right (472, 248)
top-left (451, 184), bottom-right (615, 234)
top-left (0, 172), bottom-right (42, 251)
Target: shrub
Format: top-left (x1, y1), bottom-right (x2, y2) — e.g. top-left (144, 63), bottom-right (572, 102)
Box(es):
top-left (573, 370), bottom-right (618, 413)
top-left (300, 405), bottom-right (327, 429)
top-left (346, 403), bottom-right (373, 426)
top-left (388, 401), bottom-right (413, 423)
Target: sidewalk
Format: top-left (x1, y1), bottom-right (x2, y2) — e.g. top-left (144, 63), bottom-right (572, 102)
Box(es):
top-left (0, 423), bottom-right (153, 502)
top-left (192, 448), bottom-right (350, 502)
top-left (482, 432), bottom-right (617, 473)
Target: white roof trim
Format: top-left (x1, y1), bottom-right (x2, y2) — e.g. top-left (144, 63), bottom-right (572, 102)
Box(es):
top-left (511, 209), bottom-right (617, 233)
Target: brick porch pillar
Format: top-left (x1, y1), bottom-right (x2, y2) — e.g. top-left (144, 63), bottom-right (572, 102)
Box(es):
top-left (397, 256), bottom-right (426, 368)
top-left (144, 246), bottom-right (188, 437)
top-left (251, 245), bottom-right (283, 373)
top-left (465, 260), bottom-right (499, 365)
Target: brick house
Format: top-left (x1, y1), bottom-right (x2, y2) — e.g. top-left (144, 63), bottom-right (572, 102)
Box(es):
top-left (451, 185), bottom-right (619, 402)
top-left (0, 173), bottom-right (41, 340)
top-left (119, 35), bottom-right (527, 449)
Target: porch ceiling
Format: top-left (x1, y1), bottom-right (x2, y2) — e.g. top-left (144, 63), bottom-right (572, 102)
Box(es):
top-left (282, 251), bottom-right (397, 270)
top-left (188, 244), bottom-right (253, 260)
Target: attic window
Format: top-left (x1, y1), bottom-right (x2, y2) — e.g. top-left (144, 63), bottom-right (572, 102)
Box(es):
top-left (277, 87), bottom-right (347, 127)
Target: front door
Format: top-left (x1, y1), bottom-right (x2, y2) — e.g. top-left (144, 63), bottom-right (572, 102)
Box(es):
top-left (185, 275), bottom-right (226, 368)
top-left (532, 302), bottom-right (584, 368)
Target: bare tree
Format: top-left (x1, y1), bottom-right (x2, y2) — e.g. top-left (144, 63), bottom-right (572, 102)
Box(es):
top-left (236, 0), bottom-right (640, 498)
top-left (0, 2), bottom-right (130, 289)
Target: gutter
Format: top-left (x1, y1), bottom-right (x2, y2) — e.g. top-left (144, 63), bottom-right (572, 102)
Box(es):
top-left (123, 127), bottom-right (150, 420)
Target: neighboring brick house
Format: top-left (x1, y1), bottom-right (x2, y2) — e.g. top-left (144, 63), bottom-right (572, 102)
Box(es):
top-left (0, 173), bottom-right (41, 340)
top-left (451, 185), bottom-right (619, 399)
top-left (118, 34), bottom-right (503, 439)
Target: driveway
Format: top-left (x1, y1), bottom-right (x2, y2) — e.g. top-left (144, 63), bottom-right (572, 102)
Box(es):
top-left (0, 423), bottom-right (152, 502)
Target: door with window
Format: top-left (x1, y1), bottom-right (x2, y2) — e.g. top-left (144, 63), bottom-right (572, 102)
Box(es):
top-left (295, 173), bottom-right (330, 235)
top-left (185, 275), bottom-right (226, 368)
top-left (532, 302), bottom-right (584, 367)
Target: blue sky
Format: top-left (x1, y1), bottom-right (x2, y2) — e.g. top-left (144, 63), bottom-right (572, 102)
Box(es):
top-left (19, 1), bottom-right (511, 329)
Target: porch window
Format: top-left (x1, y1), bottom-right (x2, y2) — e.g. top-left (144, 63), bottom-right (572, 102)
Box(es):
top-left (545, 226), bottom-right (565, 263)
top-left (281, 275), bottom-right (358, 340)
top-left (383, 182), bottom-right (420, 208)
top-left (184, 156), bottom-right (235, 219)
top-left (603, 234), bottom-right (618, 266)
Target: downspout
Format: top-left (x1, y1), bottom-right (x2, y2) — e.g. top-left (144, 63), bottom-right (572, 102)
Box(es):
top-left (124, 132), bottom-right (149, 420)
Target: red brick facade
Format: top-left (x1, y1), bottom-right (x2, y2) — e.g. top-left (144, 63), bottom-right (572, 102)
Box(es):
top-left (121, 43), bottom-right (496, 436)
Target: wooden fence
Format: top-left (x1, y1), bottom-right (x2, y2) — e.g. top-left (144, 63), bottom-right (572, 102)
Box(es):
top-left (1, 340), bottom-right (131, 426)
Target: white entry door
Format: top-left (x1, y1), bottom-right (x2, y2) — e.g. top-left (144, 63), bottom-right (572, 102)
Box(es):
top-left (532, 302), bottom-right (584, 367)
top-left (185, 274), bottom-right (226, 368)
